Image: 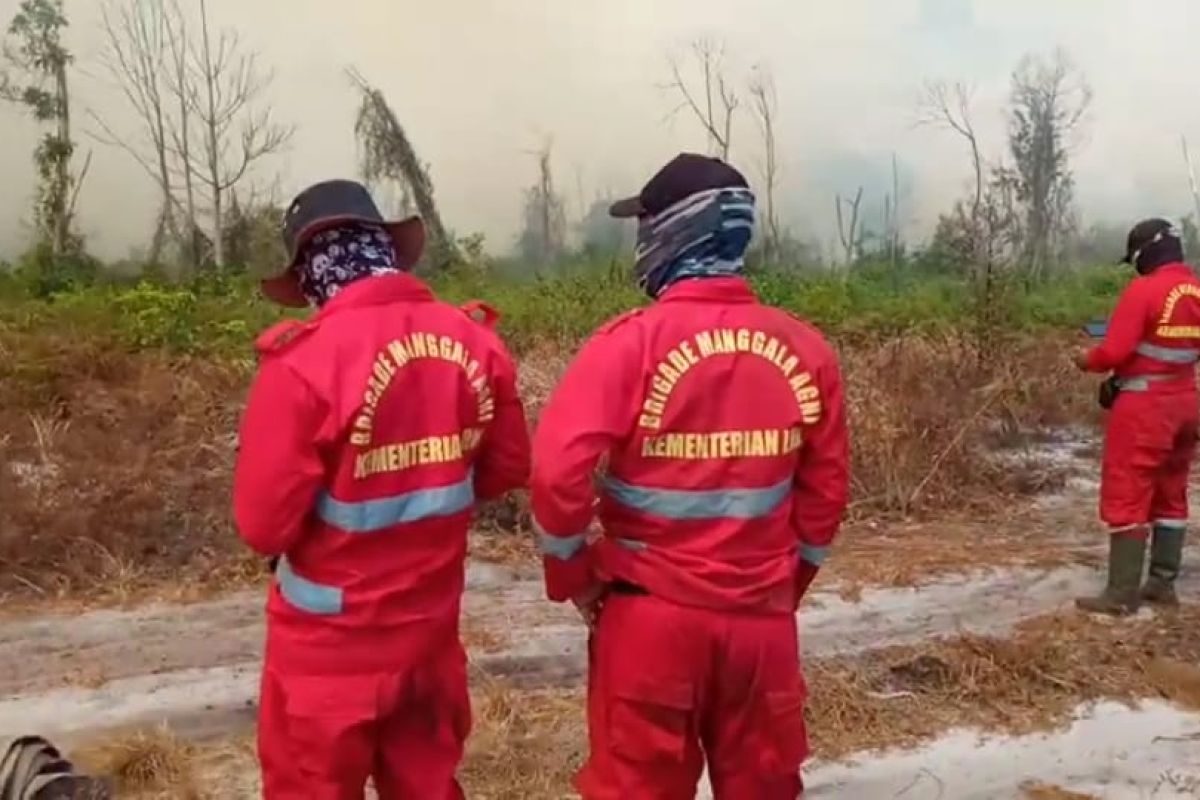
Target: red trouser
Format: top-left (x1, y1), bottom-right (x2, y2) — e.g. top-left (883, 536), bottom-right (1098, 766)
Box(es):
top-left (577, 593), bottom-right (808, 800)
top-left (1100, 389), bottom-right (1199, 534)
top-left (258, 641), bottom-right (470, 800)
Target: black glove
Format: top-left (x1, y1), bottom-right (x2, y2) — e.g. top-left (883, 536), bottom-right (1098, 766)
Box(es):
top-left (1098, 375), bottom-right (1120, 410)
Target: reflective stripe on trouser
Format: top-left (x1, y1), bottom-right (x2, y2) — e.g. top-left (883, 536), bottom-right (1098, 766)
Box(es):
top-left (276, 474), bottom-right (475, 615)
top-left (259, 644), bottom-right (469, 800)
top-left (576, 593), bottom-right (806, 800)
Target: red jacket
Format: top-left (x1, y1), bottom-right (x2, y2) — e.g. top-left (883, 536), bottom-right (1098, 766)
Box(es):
top-left (531, 277), bottom-right (849, 614)
top-left (1087, 262), bottom-right (1200, 393)
top-left (234, 273), bottom-right (530, 673)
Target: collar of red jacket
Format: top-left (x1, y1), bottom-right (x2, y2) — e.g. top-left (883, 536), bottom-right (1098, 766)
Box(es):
top-left (315, 272), bottom-right (434, 319)
top-left (656, 276), bottom-right (758, 304)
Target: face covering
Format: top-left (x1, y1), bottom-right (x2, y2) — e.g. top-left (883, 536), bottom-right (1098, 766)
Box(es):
top-left (634, 187), bottom-right (756, 298)
top-left (296, 222), bottom-right (398, 307)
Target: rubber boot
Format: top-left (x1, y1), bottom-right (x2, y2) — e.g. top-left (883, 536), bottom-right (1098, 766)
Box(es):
top-left (1142, 524), bottom-right (1185, 606)
top-left (1076, 533), bottom-right (1146, 615)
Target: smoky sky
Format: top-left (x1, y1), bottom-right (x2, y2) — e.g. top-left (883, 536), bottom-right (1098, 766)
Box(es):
top-left (2, 0), bottom-right (1198, 260)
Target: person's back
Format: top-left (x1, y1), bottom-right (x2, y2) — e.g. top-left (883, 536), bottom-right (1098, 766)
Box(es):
top-left (531, 155), bottom-right (849, 799)
top-left (560, 277), bottom-right (844, 615)
top-left (234, 180), bottom-right (529, 800)
top-left (242, 274), bottom-right (527, 670)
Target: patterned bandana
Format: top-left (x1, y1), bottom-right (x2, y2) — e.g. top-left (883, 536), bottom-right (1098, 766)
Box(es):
top-left (634, 187), bottom-right (756, 298)
top-left (296, 222), bottom-right (399, 307)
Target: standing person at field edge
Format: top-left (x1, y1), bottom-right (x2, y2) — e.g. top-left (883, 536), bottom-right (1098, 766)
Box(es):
top-left (1073, 218), bottom-right (1200, 614)
top-left (530, 154), bottom-right (850, 799)
top-left (232, 179), bottom-right (531, 800)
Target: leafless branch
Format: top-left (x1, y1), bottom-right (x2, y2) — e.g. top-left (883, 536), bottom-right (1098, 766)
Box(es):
top-left (664, 38), bottom-right (739, 160)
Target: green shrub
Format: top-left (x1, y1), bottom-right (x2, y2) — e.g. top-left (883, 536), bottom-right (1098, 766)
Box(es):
top-left (0, 257), bottom-right (1129, 357)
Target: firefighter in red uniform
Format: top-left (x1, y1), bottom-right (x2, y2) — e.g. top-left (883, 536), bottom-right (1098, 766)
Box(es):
top-left (233, 180), bottom-right (530, 799)
top-left (530, 154), bottom-right (850, 799)
top-left (1074, 218), bottom-right (1200, 614)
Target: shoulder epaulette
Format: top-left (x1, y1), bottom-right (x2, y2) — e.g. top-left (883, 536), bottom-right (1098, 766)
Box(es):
top-left (460, 300), bottom-right (501, 329)
top-left (596, 307), bottom-right (646, 335)
top-left (255, 319), bottom-right (318, 355)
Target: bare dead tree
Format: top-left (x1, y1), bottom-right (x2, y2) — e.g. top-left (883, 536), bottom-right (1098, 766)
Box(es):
top-left (162, 0), bottom-right (201, 266)
top-left (748, 64), bottom-right (781, 262)
top-left (917, 81), bottom-right (984, 263)
top-left (1007, 49), bottom-right (1091, 279)
top-left (835, 187), bottom-right (864, 267)
top-left (91, 0), bottom-right (184, 263)
top-left (518, 138), bottom-right (567, 265)
top-left (664, 38), bottom-right (739, 160)
top-left (1183, 136), bottom-right (1200, 229)
top-left (349, 68), bottom-right (457, 269)
top-left (180, 0), bottom-right (293, 268)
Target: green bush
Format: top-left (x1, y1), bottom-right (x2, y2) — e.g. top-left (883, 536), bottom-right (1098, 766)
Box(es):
top-left (0, 258), bottom-right (1129, 358)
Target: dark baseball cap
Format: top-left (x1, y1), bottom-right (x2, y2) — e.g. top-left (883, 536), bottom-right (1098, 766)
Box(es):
top-left (609, 153), bottom-right (749, 218)
top-left (1120, 217), bottom-right (1178, 264)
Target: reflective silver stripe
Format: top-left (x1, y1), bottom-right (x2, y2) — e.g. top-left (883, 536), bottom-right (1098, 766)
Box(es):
top-left (798, 543), bottom-right (830, 565)
top-left (1116, 374), bottom-right (1179, 392)
top-left (616, 538), bottom-right (648, 552)
top-left (317, 473), bottom-right (474, 533)
top-left (275, 556), bottom-right (343, 615)
top-left (1153, 519), bottom-right (1187, 531)
top-left (1135, 342), bottom-right (1200, 364)
top-left (533, 516), bottom-right (588, 560)
top-left (602, 476), bottom-right (791, 520)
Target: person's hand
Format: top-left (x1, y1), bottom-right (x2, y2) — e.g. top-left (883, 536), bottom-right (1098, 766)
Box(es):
top-left (794, 560), bottom-right (820, 608)
top-left (571, 582), bottom-right (607, 629)
top-left (1071, 348), bottom-right (1091, 371)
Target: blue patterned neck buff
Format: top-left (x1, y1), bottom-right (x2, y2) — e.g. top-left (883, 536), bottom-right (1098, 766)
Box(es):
top-left (296, 222), bottom-right (399, 307)
top-left (634, 187), bottom-right (756, 298)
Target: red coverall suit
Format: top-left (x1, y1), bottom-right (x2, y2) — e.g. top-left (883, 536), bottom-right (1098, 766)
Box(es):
top-left (233, 273), bottom-right (530, 800)
top-left (1085, 262), bottom-right (1200, 534)
top-left (531, 276), bottom-right (850, 799)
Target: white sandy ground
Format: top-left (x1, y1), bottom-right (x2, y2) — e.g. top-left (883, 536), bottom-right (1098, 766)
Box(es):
top-left (799, 701), bottom-right (1200, 800)
top-left (0, 561), bottom-right (1135, 743)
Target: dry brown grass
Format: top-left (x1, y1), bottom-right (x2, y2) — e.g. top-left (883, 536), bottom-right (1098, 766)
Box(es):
top-left (806, 606), bottom-right (1200, 759)
top-left (73, 725), bottom-right (200, 799)
top-left (0, 329), bottom-right (1099, 602)
top-left (0, 329), bottom-right (259, 604)
top-left (1021, 784), bottom-right (1099, 800)
top-left (461, 678), bottom-right (586, 799)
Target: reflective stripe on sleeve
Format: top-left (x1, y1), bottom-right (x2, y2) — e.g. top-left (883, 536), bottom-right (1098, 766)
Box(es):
top-left (533, 516), bottom-right (588, 561)
top-left (275, 556), bottom-right (343, 615)
top-left (798, 543), bottom-right (830, 566)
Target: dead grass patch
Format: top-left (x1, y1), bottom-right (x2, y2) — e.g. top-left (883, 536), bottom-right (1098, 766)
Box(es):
top-left (73, 725), bottom-right (199, 799)
top-left (461, 678), bottom-right (585, 799)
top-left (0, 330), bottom-right (1100, 602)
top-left (806, 606), bottom-right (1200, 759)
top-left (1021, 783), bottom-right (1098, 800)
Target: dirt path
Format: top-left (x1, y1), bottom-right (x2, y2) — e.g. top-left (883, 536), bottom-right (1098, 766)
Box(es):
top-left (6, 556), bottom-right (1186, 745)
top-left (9, 431), bottom-right (1200, 798)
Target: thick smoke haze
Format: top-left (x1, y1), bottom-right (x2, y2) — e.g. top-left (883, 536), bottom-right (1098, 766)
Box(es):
top-left (1, 0), bottom-right (1198, 260)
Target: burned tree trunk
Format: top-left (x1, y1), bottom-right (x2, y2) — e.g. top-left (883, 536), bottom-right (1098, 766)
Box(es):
top-left (349, 70), bottom-right (457, 269)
